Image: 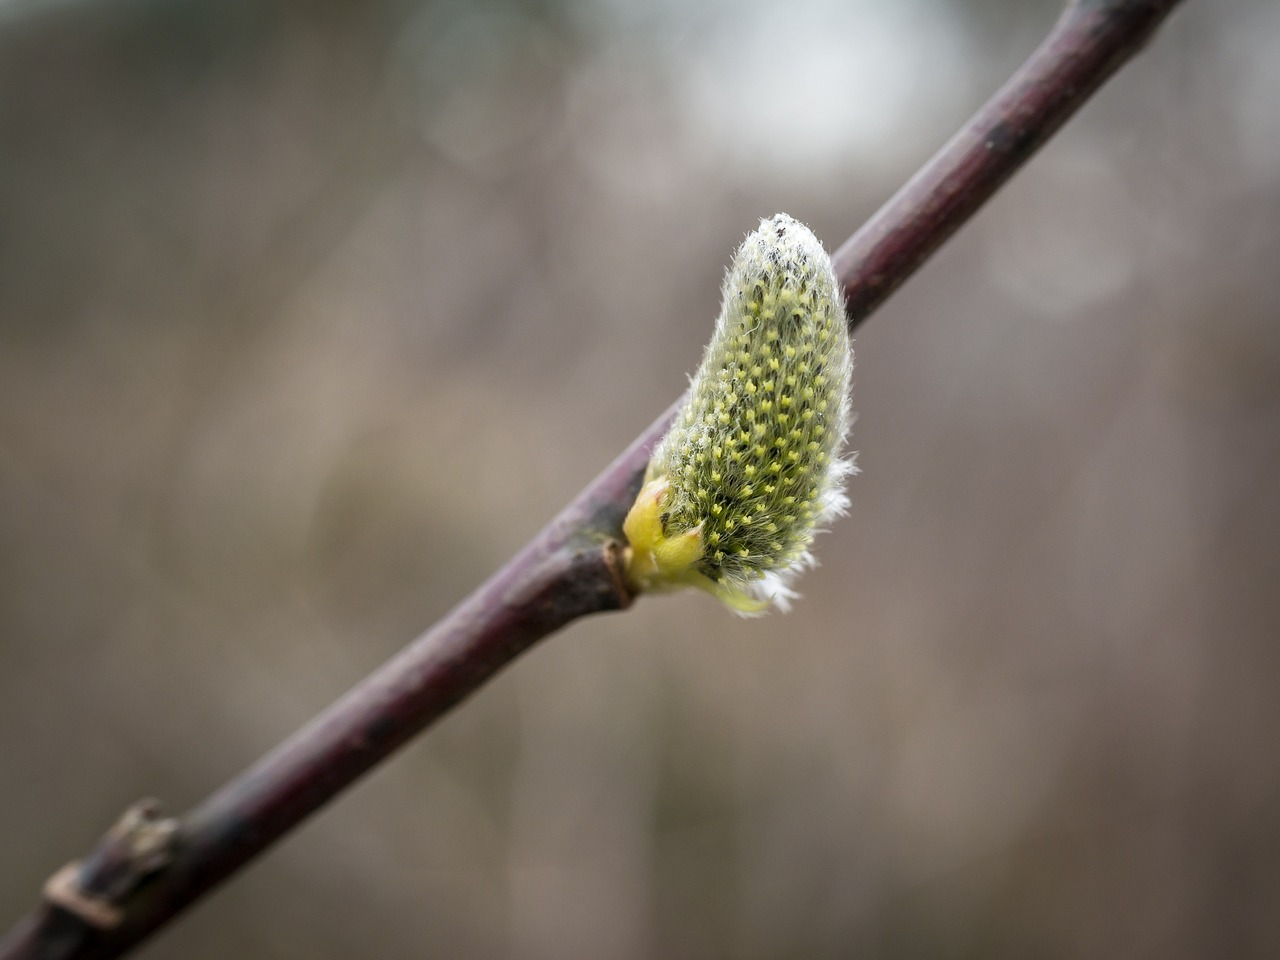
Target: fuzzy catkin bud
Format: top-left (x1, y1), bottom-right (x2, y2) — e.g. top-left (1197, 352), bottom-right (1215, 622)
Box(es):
top-left (623, 214), bottom-right (855, 614)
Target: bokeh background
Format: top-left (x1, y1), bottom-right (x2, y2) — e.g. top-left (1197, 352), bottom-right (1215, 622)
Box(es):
top-left (2, 0), bottom-right (1278, 957)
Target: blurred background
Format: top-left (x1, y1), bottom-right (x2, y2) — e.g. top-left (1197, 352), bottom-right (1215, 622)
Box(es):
top-left (2, 0), bottom-right (1278, 957)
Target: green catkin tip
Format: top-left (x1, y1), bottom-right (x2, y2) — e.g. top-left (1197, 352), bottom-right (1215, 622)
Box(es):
top-left (623, 214), bottom-right (857, 615)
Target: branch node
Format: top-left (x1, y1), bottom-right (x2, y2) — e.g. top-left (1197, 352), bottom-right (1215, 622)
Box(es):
top-left (41, 800), bottom-right (178, 931)
top-left (43, 864), bottom-right (121, 931)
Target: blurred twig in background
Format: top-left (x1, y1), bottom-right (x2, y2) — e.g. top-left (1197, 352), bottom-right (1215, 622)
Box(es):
top-left (0, 1), bottom-right (1186, 958)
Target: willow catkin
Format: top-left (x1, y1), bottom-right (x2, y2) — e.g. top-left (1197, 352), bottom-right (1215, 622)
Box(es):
top-left (623, 214), bottom-right (855, 614)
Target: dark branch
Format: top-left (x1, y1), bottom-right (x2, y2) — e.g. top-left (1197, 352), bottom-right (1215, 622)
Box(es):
top-left (834, 0), bottom-right (1178, 322)
top-left (0, 2), bottom-right (1184, 958)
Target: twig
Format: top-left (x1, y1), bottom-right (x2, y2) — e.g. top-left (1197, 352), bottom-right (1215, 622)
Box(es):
top-left (0, 2), bottom-right (1184, 958)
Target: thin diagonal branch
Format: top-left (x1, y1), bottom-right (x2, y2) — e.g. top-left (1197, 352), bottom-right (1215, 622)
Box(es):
top-left (0, 2), bottom-right (1184, 958)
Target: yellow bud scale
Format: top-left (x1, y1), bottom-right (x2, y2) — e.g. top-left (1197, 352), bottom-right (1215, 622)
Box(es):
top-left (624, 214), bottom-right (856, 614)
